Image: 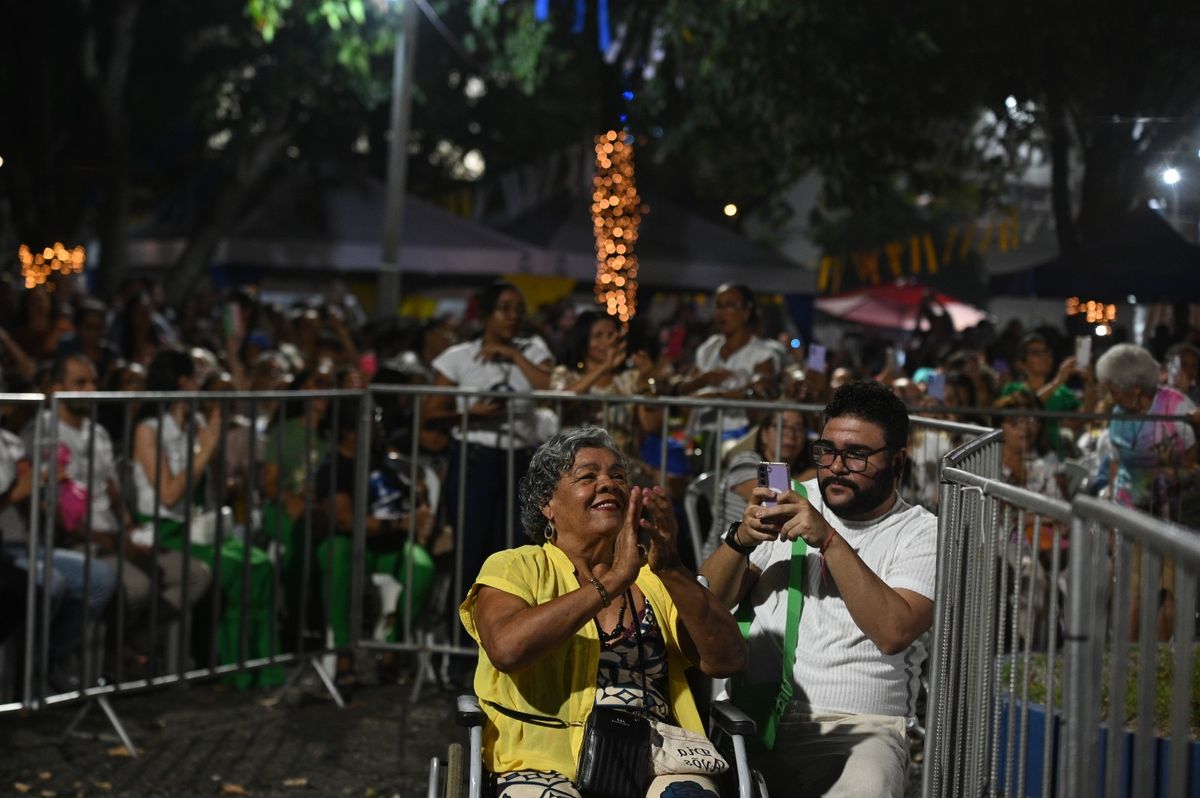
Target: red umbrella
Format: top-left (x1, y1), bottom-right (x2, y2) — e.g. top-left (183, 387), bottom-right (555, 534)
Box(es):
top-left (815, 281), bottom-right (990, 332)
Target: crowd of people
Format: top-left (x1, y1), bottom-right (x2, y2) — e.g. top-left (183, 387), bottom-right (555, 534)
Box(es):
top-left (0, 271), bottom-right (1196, 795)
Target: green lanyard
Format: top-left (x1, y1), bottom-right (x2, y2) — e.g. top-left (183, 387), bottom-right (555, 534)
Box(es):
top-left (731, 481), bottom-right (807, 751)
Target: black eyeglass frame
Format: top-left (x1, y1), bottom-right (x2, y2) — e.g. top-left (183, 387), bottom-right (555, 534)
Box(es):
top-left (810, 443), bottom-right (892, 473)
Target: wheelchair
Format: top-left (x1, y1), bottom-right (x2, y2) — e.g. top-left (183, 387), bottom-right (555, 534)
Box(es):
top-left (427, 693), bottom-right (769, 798)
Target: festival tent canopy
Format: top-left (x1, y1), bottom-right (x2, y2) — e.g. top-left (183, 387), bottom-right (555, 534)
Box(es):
top-left (128, 176), bottom-right (544, 276)
top-left (815, 281), bottom-right (991, 331)
top-left (988, 207), bottom-right (1200, 302)
top-left (499, 191), bottom-right (816, 293)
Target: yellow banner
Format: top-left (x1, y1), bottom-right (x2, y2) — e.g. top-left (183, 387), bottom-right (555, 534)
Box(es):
top-left (819, 209), bottom-right (1018, 294)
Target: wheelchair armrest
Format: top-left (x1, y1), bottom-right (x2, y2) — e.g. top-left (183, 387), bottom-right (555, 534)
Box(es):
top-left (456, 694), bottom-right (484, 728)
top-left (709, 700), bottom-right (757, 738)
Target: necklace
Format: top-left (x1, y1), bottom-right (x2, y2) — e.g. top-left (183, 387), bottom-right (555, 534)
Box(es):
top-left (596, 591), bottom-right (630, 643)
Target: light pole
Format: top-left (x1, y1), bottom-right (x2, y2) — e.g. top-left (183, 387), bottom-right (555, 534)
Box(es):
top-left (378, 0), bottom-right (419, 318)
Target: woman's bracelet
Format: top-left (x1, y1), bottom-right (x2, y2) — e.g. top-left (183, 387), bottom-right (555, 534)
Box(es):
top-left (588, 577), bottom-right (611, 608)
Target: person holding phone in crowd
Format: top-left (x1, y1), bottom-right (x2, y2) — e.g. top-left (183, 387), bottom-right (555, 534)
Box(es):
top-left (701, 381), bottom-right (936, 797)
top-left (1001, 333), bottom-right (1095, 456)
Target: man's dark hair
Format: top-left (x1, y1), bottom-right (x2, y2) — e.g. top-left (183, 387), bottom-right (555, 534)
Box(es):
top-left (51, 353), bottom-right (94, 385)
top-left (823, 380), bottom-right (909, 452)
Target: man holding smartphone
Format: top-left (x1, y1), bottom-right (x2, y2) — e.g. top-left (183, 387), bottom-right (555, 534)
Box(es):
top-left (700, 381), bottom-right (936, 797)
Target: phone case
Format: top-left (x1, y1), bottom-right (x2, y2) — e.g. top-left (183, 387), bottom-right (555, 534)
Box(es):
top-left (757, 462), bottom-right (790, 506)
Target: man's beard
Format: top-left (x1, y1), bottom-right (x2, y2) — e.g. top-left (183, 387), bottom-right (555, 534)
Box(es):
top-left (819, 461), bottom-right (896, 521)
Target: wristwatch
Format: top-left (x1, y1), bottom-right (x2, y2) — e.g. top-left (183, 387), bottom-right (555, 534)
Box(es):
top-left (723, 521), bottom-right (757, 556)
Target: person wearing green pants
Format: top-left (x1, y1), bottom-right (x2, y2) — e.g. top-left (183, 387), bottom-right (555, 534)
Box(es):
top-left (132, 349), bottom-right (283, 689)
top-left (314, 400), bottom-right (435, 684)
top-left (260, 365), bottom-right (333, 640)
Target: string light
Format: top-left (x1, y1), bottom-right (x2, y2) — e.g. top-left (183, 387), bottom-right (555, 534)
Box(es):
top-left (18, 243), bottom-right (85, 289)
top-left (591, 130), bottom-right (645, 322)
top-left (1065, 297), bottom-right (1117, 324)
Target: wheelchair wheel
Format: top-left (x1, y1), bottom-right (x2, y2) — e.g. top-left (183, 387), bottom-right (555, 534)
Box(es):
top-left (445, 742), bottom-right (465, 798)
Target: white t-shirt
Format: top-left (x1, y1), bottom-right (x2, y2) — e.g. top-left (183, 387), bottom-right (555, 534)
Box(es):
top-left (692, 334), bottom-right (780, 431)
top-left (23, 410), bottom-right (120, 533)
top-left (431, 336), bottom-right (554, 449)
top-left (133, 413), bottom-right (204, 522)
top-left (737, 477), bottom-right (937, 719)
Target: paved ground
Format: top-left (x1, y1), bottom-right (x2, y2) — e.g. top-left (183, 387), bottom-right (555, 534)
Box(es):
top-left (2, 662), bottom-right (925, 797)
top-left (1, 661), bottom-right (454, 798)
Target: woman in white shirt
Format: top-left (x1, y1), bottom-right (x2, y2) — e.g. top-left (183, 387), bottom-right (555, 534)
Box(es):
top-left (678, 283), bottom-right (781, 470)
top-left (132, 348), bottom-right (281, 688)
top-left (425, 282), bottom-right (554, 609)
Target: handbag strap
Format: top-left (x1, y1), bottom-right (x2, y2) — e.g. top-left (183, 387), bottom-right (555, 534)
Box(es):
top-left (628, 589), bottom-right (649, 715)
top-left (483, 588), bottom-right (647, 728)
top-left (482, 699), bottom-right (580, 729)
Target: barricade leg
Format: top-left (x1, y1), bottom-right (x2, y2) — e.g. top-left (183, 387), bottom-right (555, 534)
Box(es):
top-left (63, 696), bottom-right (139, 757)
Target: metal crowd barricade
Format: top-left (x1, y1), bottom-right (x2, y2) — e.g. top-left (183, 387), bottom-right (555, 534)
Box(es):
top-left (354, 385), bottom-right (995, 701)
top-left (926, 431), bottom-right (1199, 798)
top-left (0, 393), bottom-right (48, 715)
top-left (1062, 497), bottom-right (1199, 798)
top-left (0, 388), bottom-right (364, 751)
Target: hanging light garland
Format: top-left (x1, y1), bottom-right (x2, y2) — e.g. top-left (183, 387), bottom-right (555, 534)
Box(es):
top-left (18, 243), bottom-right (85, 289)
top-left (591, 130), bottom-right (645, 322)
top-left (1065, 296), bottom-right (1117, 324)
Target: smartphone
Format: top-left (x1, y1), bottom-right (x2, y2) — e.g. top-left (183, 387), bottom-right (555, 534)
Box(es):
top-left (1074, 336), bottom-right (1092, 369)
top-left (223, 302), bottom-right (242, 338)
top-left (992, 358), bottom-right (1009, 377)
top-left (757, 461), bottom-right (791, 507)
top-left (887, 347), bottom-right (906, 373)
top-left (806, 344), bottom-right (827, 373)
top-left (1168, 354), bottom-right (1183, 386)
top-left (927, 372), bottom-right (947, 402)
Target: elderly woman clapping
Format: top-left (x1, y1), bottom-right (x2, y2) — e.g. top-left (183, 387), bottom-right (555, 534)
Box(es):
top-left (460, 425), bottom-right (746, 798)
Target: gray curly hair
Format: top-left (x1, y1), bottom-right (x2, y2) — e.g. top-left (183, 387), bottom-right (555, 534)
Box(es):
top-left (1096, 343), bottom-right (1160, 395)
top-left (519, 425), bottom-right (626, 542)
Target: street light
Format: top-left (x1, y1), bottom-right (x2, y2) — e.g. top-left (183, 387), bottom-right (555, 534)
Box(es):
top-left (1161, 167), bottom-right (1182, 232)
top-left (379, 0), bottom-right (419, 319)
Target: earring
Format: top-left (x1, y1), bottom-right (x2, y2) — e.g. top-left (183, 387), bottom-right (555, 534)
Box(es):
top-left (544, 521), bottom-right (556, 542)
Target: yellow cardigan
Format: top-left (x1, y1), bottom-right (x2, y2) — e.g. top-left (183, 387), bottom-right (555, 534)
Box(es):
top-left (459, 543), bottom-right (704, 780)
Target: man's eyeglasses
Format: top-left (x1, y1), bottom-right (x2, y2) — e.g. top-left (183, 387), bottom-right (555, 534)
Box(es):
top-left (811, 443), bottom-right (890, 472)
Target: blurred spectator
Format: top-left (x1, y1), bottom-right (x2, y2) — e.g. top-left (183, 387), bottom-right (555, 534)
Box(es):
top-left (131, 348), bottom-right (281, 688)
top-left (550, 310), bottom-right (660, 481)
top-left (10, 284), bottom-right (71, 365)
top-left (706, 409), bottom-right (816, 557)
top-left (57, 299), bottom-right (120, 384)
top-left (110, 289), bottom-right (165, 366)
top-left (1164, 342), bottom-right (1200, 403)
top-left (424, 281), bottom-right (552, 604)
top-left (0, 417), bottom-right (116, 691)
top-left (1001, 333), bottom-right (1093, 457)
top-left (96, 361), bottom-right (146, 454)
top-left (679, 284), bottom-right (781, 466)
top-left (1095, 343), bottom-right (1197, 640)
top-left (314, 399), bottom-right (434, 686)
top-left (26, 354), bottom-right (210, 671)
top-left (993, 389), bottom-right (1063, 500)
top-left (260, 363), bottom-right (334, 609)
